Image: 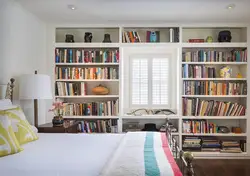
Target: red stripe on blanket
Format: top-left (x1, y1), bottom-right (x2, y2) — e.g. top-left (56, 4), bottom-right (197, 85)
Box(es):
top-left (161, 133), bottom-right (183, 176)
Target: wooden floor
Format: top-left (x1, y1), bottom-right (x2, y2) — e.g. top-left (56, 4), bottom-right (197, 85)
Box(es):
top-left (193, 160), bottom-right (250, 176)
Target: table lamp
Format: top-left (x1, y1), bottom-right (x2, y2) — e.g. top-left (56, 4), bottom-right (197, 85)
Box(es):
top-left (19, 71), bottom-right (53, 127)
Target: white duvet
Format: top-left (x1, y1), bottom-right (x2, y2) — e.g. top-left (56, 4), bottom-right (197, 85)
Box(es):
top-left (0, 133), bottom-right (125, 176)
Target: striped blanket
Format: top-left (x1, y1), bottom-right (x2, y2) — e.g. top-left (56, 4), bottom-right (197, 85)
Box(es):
top-left (100, 132), bottom-right (182, 176)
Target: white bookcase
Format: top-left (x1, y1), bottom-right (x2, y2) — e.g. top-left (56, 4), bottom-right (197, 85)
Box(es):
top-left (53, 25), bottom-right (249, 158)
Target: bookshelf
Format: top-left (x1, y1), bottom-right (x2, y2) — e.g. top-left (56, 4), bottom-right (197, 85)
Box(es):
top-left (54, 27), bottom-right (120, 133)
top-left (181, 26), bottom-right (248, 158)
top-left (52, 25), bottom-right (249, 157)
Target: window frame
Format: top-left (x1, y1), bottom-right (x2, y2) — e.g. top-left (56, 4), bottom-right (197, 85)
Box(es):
top-left (129, 53), bottom-right (172, 109)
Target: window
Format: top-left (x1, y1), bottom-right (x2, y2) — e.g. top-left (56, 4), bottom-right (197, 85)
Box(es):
top-left (130, 56), bottom-right (170, 108)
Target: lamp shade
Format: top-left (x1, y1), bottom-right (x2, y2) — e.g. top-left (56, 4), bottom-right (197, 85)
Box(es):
top-left (0, 84), bottom-right (7, 99)
top-left (19, 74), bottom-right (52, 100)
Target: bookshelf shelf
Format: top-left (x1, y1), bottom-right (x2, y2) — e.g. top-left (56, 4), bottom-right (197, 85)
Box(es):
top-left (55, 43), bottom-right (120, 48)
top-left (123, 114), bottom-right (179, 120)
top-left (182, 78), bottom-right (247, 81)
top-left (182, 62), bottom-right (247, 65)
top-left (120, 43), bottom-right (180, 47)
top-left (191, 152), bottom-right (248, 158)
top-left (63, 116), bottom-right (119, 119)
top-left (182, 95), bottom-right (247, 98)
top-left (55, 95), bottom-right (119, 98)
top-left (55, 63), bottom-right (119, 66)
top-left (182, 116), bottom-right (246, 120)
top-left (182, 133), bottom-right (246, 137)
top-left (55, 79), bottom-right (119, 82)
top-left (182, 42), bottom-right (247, 48)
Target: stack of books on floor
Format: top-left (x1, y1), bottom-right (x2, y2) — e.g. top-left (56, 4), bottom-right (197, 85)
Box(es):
top-left (182, 137), bottom-right (201, 151)
top-left (220, 140), bottom-right (242, 153)
top-left (201, 138), bottom-right (221, 152)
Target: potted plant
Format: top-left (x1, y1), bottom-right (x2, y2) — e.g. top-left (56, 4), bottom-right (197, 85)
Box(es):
top-left (49, 101), bottom-right (65, 127)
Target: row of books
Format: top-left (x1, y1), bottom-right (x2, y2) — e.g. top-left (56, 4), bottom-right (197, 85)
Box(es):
top-left (183, 120), bottom-right (225, 134)
top-left (61, 100), bottom-right (119, 116)
top-left (183, 137), bottom-right (246, 153)
top-left (77, 119), bottom-right (118, 133)
top-left (183, 81), bottom-right (247, 95)
top-left (182, 50), bottom-right (247, 62)
top-left (55, 67), bottom-right (119, 80)
top-left (123, 31), bottom-right (142, 43)
top-left (55, 49), bottom-right (119, 63)
top-left (182, 65), bottom-right (216, 78)
top-left (56, 82), bottom-right (86, 96)
top-left (182, 98), bottom-right (246, 116)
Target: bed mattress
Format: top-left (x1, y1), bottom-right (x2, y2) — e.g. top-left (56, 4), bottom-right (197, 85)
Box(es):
top-left (0, 133), bottom-right (125, 176)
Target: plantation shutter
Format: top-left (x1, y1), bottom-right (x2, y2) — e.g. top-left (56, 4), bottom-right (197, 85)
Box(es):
top-left (130, 56), bottom-right (170, 107)
top-left (131, 58), bottom-right (148, 105)
top-left (152, 58), bottom-right (169, 105)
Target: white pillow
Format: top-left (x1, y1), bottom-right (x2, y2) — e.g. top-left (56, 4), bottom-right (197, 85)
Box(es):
top-left (0, 99), bottom-right (12, 107)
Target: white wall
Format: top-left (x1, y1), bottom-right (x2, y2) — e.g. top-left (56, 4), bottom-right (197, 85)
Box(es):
top-left (0, 0), bottom-right (47, 125)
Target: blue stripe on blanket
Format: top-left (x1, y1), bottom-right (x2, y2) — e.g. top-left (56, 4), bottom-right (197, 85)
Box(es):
top-left (144, 132), bottom-right (160, 176)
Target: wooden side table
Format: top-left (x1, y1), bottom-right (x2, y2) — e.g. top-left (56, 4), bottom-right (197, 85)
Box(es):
top-left (38, 122), bottom-right (79, 133)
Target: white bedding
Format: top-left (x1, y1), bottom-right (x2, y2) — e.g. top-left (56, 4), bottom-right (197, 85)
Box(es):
top-left (0, 133), bottom-right (125, 176)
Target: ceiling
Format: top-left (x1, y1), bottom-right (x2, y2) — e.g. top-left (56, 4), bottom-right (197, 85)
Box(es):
top-left (15, 0), bottom-right (250, 24)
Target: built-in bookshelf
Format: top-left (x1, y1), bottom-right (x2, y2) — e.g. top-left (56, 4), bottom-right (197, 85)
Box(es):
top-left (180, 26), bottom-right (248, 158)
top-left (53, 25), bottom-right (249, 156)
top-left (54, 34), bottom-right (120, 133)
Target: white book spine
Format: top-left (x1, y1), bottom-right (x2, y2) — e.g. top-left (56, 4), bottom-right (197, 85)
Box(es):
top-left (170, 28), bottom-right (174, 42)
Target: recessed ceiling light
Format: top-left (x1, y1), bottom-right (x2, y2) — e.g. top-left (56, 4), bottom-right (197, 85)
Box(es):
top-left (226, 4), bottom-right (235, 10)
top-left (67, 4), bottom-right (76, 10)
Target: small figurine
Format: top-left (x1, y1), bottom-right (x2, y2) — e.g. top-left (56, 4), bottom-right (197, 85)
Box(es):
top-left (84, 32), bottom-right (93, 43)
top-left (150, 31), bottom-right (157, 42)
top-left (236, 73), bottom-right (243, 78)
top-left (206, 36), bottom-right (213, 43)
top-left (65, 34), bottom-right (75, 43)
top-left (103, 34), bottom-right (112, 43)
top-left (220, 66), bottom-right (232, 78)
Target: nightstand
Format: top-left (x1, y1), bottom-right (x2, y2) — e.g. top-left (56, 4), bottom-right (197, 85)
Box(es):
top-left (38, 122), bottom-right (79, 133)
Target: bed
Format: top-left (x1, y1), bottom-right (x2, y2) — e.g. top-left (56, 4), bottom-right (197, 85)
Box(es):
top-left (1, 133), bottom-right (125, 176)
top-left (0, 78), bottom-right (194, 176)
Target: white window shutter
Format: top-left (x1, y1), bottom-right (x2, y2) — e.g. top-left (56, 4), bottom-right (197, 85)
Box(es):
top-left (130, 56), bottom-right (170, 108)
top-left (152, 58), bottom-right (169, 105)
top-left (131, 58), bottom-right (148, 105)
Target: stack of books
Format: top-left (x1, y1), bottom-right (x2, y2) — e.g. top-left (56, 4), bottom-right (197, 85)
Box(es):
top-left (182, 137), bottom-right (201, 151)
top-left (201, 138), bottom-right (221, 152)
top-left (221, 140), bottom-right (242, 153)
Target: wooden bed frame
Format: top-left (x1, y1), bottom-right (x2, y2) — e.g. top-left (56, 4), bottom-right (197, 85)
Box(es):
top-left (166, 119), bottom-right (195, 176)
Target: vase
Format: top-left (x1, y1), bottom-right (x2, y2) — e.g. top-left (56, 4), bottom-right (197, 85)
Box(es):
top-left (52, 116), bottom-right (64, 127)
top-left (84, 32), bottom-right (93, 43)
top-left (65, 34), bottom-right (75, 43)
top-left (103, 34), bottom-right (112, 43)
